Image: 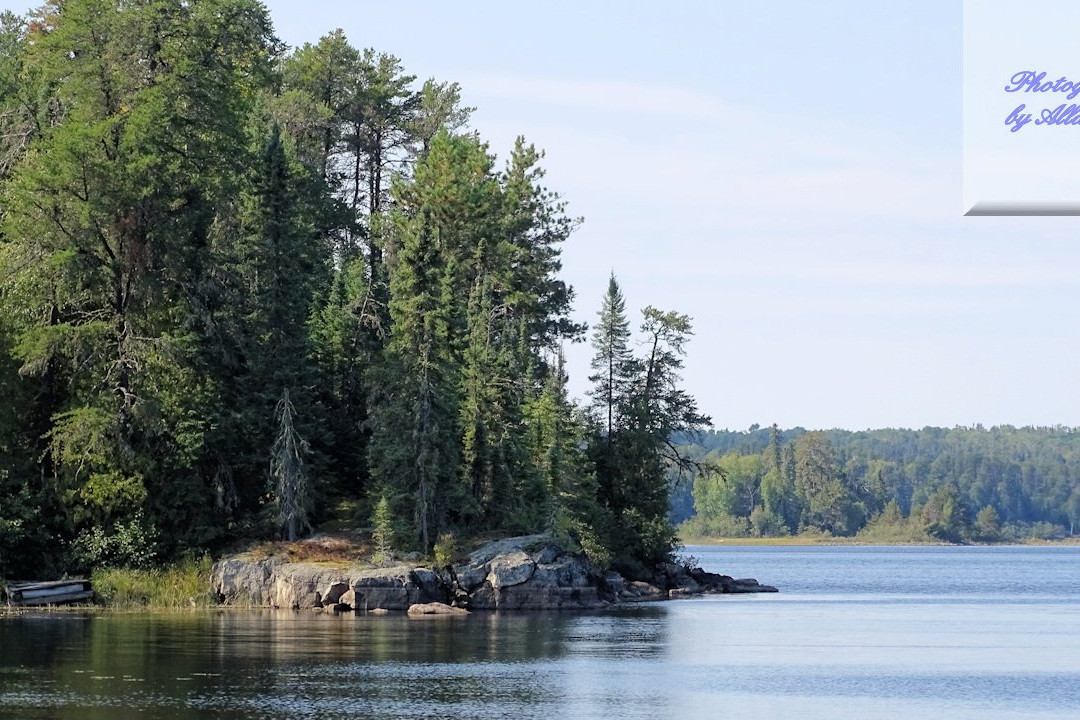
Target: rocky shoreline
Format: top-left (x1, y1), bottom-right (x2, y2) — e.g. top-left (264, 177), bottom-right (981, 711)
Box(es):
top-left (210, 534), bottom-right (777, 614)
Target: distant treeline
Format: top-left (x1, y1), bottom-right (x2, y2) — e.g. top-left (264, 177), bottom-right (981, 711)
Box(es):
top-left (676, 425), bottom-right (1080, 542)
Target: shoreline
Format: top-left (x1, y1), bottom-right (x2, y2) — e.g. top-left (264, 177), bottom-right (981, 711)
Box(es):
top-left (680, 536), bottom-right (1080, 547)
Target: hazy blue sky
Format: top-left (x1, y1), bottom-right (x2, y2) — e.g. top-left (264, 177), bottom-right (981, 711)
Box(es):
top-left (12, 1), bottom-right (1080, 430)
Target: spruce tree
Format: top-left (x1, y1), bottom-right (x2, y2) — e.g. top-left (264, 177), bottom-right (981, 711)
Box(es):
top-left (0, 0), bottom-right (279, 556)
top-left (588, 273), bottom-right (633, 440)
top-left (270, 388), bottom-right (311, 541)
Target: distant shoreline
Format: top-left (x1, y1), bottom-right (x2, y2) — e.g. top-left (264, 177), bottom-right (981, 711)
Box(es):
top-left (680, 536), bottom-right (1080, 547)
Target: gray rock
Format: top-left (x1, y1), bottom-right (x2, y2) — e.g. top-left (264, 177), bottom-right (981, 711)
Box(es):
top-left (269, 564), bottom-right (353, 610)
top-left (730, 578), bottom-right (779, 593)
top-left (339, 589), bottom-right (357, 608)
top-left (407, 602), bottom-right (469, 617)
top-left (531, 543), bottom-right (560, 565)
top-left (454, 535), bottom-right (609, 610)
top-left (211, 558), bottom-right (278, 606)
top-left (410, 568), bottom-right (447, 602)
top-left (352, 586), bottom-right (410, 610)
top-left (467, 581), bottom-right (498, 610)
top-left (350, 564), bottom-right (445, 610)
top-left (463, 534), bottom-right (550, 566)
top-left (487, 552), bottom-right (536, 589)
top-left (454, 563), bottom-right (488, 592)
top-left (209, 534), bottom-right (774, 613)
top-left (603, 572), bottom-right (626, 597)
top-left (622, 581), bottom-right (664, 601)
top-left (320, 581), bottom-right (350, 605)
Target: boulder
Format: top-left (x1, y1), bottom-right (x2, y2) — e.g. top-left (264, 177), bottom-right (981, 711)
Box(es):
top-left (320, 581), bottom-right (351, 605)
top-left (452, 535), bottom-right (609, 610)
top-left (487, 552), bottom-right (536, 588)
top-left (656, 562), bottom-right (702, 594)
top-left (407, 602), bottom-right (469, 617)
top-left (410, 568), bottom-right (447, 601)
top-left (621, 581), bottom-right (665, 601)
top-left (531, 543), bottom-right (560, 565)
top-left (686, 567), bottom-right (778, 594)
top-left (729, 577), bottom-right (779, 593)
top-left (269, 564), bottom-right (352, 610)
top-left (211, 558), bottom-right (278, 606)
top-left (463, 534), bottom-right (550, 566)
top-left (351, 565), bottom-right (446, 611)
top-left (211, 559), bottom-right (446, 610)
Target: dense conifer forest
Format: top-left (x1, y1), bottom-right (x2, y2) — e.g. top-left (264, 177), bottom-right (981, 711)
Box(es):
top-left (0, 0), bottom-right (710, 580)
top-left (3, 2), bottom-right (1075, 584)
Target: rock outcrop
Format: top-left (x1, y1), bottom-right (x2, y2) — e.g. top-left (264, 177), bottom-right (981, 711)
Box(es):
top-left (210, 534), bottom-right (777, 612)
top-left (211, 560), bottom-right (447, 611)
top-left (450, 534), bottom-right (607, 610)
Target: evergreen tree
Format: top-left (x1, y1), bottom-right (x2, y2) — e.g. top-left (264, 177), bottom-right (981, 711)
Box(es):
top-left (371, 495), bottom-right (395, 565)
top-left (368, 132), bottom-right (495, 549)
top-left (269, 387), bottom-right (311, 541)
top-left (586, 279), bottom-right (711, 575)
top-left (588, 273), bottom-right (633, 440)
top-left (279, 29), bottom-right (360, 186)
top-left (0, 0), bottom-right (278, 556)
top-left (410, 79), bottom-right (473, 158)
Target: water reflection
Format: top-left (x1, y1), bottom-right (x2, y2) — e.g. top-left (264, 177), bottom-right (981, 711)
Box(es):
top-left (0, 607), bottom-right (671, 719)
top-left (4, 547), bottom-right (1080, 719)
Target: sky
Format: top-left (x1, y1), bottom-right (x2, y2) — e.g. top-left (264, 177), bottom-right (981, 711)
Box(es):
top-left (10, 1), bottom-right (1080, 431)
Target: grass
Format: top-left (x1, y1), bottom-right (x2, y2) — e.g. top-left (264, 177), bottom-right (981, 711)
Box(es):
top-left (240, 531), bottom-right (377, 566)
top-left (91, 554), bottom-right (217, 609)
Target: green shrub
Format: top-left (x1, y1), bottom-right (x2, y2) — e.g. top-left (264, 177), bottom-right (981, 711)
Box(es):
top-left (433, 532), bottom-right (457, 568)
top-left (70, 512), bottom-right (160, 571)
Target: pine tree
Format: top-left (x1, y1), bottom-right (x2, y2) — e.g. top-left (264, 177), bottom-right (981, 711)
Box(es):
top-left (279, 29), bottom-right (360, 185)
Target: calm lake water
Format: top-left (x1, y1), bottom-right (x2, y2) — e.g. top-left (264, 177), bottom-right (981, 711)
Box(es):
top-left (2, 545), bottom-right (1079, 719)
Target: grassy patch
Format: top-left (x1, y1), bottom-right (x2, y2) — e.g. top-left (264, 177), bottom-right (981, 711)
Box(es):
top-left (91, 554), bottom-right (216, 609)
top-left (240, 531), bottom-right (379, 566)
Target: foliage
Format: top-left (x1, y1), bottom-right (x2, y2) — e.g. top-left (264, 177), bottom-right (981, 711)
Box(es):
top-left (70, 511), bottom-right (159, 570)
top-left (433, 532), bottom-right (457, 569)
top-left (586, 276), bottom-right (712, 574)
top-left (91, 554), bottom-right (215, 608)
top-left (371, 496), bottom-right (395, 566)
top-left (973, 505), bottom-right (1002, 542)
top-left (0, 3), bottom-right (703, 583)
top-left (682, 425), bottom-right (1080, 543)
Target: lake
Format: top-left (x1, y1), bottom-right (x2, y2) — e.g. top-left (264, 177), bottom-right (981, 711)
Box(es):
top-left (2, 545), bottom-right (1079, 719)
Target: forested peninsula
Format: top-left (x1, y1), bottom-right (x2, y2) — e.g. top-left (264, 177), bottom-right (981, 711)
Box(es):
top-left (0, 1), bottom-right (710, 584)
top-left (675, 425), bottom-right (1080, 543)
